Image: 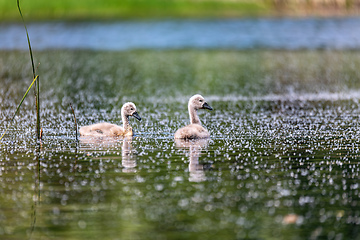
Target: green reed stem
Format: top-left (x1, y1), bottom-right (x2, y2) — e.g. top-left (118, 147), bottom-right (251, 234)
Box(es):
top-left (0, 75), bottom-right (38, 141)
top-left (17, 0), bottom-right (41, 140)
top-left (69, 103), bottom-right (78, 142)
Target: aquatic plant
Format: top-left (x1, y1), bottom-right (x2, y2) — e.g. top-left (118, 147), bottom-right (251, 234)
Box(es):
top-left (17, 0), bottom-right (41, 140)
top-left (70, 103), bottom-right (78, 142)
top-left (0, 0), bottom-right (41, 142)
top-left (1, 0), bottom-right (41, 141)
top-left (0, 75), bottom-right (38, 141)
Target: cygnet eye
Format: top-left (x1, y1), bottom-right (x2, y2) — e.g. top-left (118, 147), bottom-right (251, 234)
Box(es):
top-left (130, 107), bottom-right (134, 111)
top-left (199, 99), bottom-right (203, 103)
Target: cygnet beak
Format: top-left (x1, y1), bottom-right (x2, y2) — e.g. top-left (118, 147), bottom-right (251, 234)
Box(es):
top-left (202, 102), bottom-right (213, 110)
top-left (132, 112), bottom-right (142, 121)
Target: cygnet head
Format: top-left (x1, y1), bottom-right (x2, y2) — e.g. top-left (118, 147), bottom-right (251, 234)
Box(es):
top-left (189, 94), bottom-right (213, 111)
top-left (121, 102), bottom-right (141, 121)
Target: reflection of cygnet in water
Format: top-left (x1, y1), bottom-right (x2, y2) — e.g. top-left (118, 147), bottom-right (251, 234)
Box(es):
top-left (122, 137), bottom-right (137, 173)
top-left (79, 136), bottom-right (120, 149)
top-left (79, 136), bottom-right (137, 172)
top-left (175, 138), bottom-right (210, 182)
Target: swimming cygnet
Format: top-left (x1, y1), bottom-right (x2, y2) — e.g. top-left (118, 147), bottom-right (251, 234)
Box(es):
top-left (174, 94), bottom-right (213, 139)
top-left (79, 102), bottom-right (141, 137)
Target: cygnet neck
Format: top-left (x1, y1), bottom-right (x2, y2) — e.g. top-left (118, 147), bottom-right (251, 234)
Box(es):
top-left (121, 110), bottom-right (131, 130)
top-left (188, 103), bottom-right (201, 125)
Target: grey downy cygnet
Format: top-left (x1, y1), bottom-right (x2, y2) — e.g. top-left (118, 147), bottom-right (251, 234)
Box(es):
top-left (79, 102), bottom-right (141, 137)
top-left (174, 94), bottom-right (213, 139)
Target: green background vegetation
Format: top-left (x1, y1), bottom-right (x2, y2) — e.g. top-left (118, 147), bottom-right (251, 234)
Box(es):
top-left (0, 0), bottom-right (269, 21)
top-left (1, 0), bottom-right (358, 22)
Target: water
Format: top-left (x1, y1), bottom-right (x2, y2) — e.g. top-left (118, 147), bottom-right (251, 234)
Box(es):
top-left (2, 95), bottom-right (360, 239)
top-left (1, 50), bottom-right (360, 238)
top-left (1, 18), bottom-right (360, 50)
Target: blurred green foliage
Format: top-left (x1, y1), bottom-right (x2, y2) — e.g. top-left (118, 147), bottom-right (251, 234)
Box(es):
top-left (0, 0), bottom-right (268, 21)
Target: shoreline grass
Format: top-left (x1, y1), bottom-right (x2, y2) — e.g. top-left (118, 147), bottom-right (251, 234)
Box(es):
top-left (1, 0), bottom-right (359, 22)
top-left (0, 0), bottom-right (269, 22)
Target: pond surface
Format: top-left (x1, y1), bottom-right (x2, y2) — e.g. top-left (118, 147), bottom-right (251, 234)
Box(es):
top-left (1, 50), bottom-right (360, 239)
top-left (1, 17), bottom-right (360, 50)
